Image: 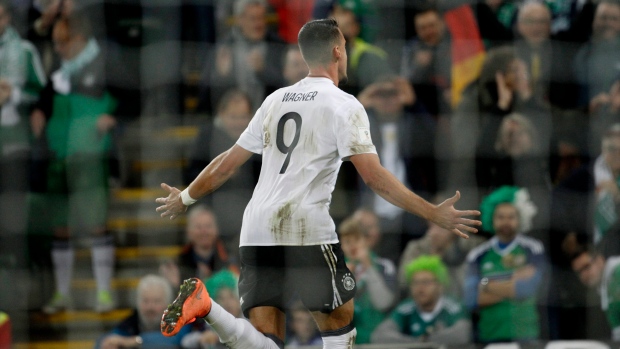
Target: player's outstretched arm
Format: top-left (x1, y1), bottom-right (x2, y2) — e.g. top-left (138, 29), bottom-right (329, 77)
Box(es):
top-left (350, 153), bottom-right (481, 238)
top-left (155, 144), bottom-right (254, 219)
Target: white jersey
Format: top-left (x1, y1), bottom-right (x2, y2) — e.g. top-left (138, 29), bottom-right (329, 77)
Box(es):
top-left (236, 77), bottom-right (377, 246)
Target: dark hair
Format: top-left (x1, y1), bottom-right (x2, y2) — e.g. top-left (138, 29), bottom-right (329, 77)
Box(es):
top-left (297, 18), bottom-right (341, 66)
top-left (570, 245), bottom-right (602, 263)
top-left (216, 89), bottom-right (252, 115)
top-left (56, 13), bottom-right (93, 39)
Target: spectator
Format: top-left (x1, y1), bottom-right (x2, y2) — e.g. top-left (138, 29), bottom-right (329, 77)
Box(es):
top-left (208, 0), bottom-right (286, 110)
top-left (159, 205), bottom-right (238, 289)
top-left (398, 221), bottom-right (486, 299)
top-left (464, 186), bottom-right (546, 343)
top-left (286, 301), bottom-right (323, 347)
top-left (476, 113), bottom-right (552, 242)
top-left (181, 270), bottom-right (241, 349)
top-left (571, 246), bottom-right (620, 340)
top-left (574, 0), bottom-right (620, 108)
top-left (339, 216), bottom-right (397, 344)
top-left (514, 1), bottom-right (579, 109)
top-left (0, 0), bottom-right (46, 271)
top-left (330, 4), bottom-right (391, 96)
top-left (401, 5), bottom-right (452, 117)
top-left (32, 15), bottom-right (121, 314)
top-left (282, 45), bottom-right (308, 86)
top-left (372, 255), bottom-right (471, 345)
top-left (357, 75), bottom-right (436, 249)
top-left (184, 90), bottom-right (259, 254)
top-left (351, 208), bottom-right (381, 253)
top-left (95, 274), bottom-right (191, 349)
top-left (448, 46), bottom-right (551, 210)
top-left (589, 74), bottom-right (620, 155)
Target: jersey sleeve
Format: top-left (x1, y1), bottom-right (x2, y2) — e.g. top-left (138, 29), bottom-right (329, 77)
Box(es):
top-left (237, 101), bottom-right (266, 154)
top-left (335, 100), bottom-right (377, 160)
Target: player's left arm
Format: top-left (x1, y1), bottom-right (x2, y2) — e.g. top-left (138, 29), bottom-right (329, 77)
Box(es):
top-left (350, 153), bottom-right (480, 238)
top-left (156, 144), bottom-right (254, 219)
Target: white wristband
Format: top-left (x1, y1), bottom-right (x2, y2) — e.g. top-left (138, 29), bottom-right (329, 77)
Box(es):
top-left (180, 188), bottom-right (197, 206)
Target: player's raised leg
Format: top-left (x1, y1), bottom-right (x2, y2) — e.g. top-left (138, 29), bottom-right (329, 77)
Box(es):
top-left (161, 278), bottom-right (283, 349)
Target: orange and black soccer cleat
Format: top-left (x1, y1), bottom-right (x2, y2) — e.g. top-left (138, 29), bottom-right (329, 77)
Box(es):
top-left (161, 278), bottom-right (212, 336)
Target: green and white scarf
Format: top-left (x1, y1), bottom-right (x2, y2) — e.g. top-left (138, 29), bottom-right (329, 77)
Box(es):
top-left (0, 26), bottom-right (26, 86)
top-left (52, 38), bottom-right (100, 94)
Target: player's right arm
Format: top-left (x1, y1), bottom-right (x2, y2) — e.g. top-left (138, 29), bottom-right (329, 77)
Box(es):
top-left (156, 144), bottom-right (254, 219)
top-left (349, 153), bottom-right (480, 238)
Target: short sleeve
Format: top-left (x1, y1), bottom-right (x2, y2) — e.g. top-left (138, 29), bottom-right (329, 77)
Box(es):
top-left (237, 103), bottom-right (265, 154)
top-left (335, 100), bottom-right (377, 160)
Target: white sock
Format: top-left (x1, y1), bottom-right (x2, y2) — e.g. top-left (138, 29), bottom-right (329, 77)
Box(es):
top-left (321, 325), bottom-right (357, 349)
top-left (205, 301), bottom-right (283, 349)
top-left (92, 236), bottom-right (115, 294)
top-left (51, 241), bottom-right (74, 296)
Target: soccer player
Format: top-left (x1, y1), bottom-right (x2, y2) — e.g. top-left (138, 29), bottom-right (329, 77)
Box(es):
top-left (155, 18), bottom-right (481, 349)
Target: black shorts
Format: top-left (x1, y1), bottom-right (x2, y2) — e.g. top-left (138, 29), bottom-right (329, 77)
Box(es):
top-left (238, 244), bottom-right (356, 317)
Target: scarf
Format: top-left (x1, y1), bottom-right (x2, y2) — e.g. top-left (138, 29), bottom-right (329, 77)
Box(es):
top-left (52, 38), bottom-right (100, 95)
top-left (0, 26), bottom-right (26, 86)
top-left (594, 155), bottom-right (620, 243)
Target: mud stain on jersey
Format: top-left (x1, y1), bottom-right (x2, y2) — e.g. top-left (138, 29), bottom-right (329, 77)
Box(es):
top-left (270, 202), bottom-right (293, 241)
top-left (297, 218), bottom-right (307, 245)
top-left (347, 110), bottom-right (374, 155)
top-left (349, 144), bottom-right (374, 155)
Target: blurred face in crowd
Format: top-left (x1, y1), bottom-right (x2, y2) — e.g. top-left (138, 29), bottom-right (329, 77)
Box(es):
top-left (371, 81), bottom-right (403, 118)
top-left (354, 210), bottom-right (380, 250)
top-left (217, 288), bottom-right (241, 317)
top-left (332, 7), bottom-right (360, 42)
top-left (517, 2), bottom-right (551, 45)
top-left (593, 2), bottom-right (620, 41)
top-left (291, 309), bottom-right (318, 343)
top-left (572, 252), bottom-right (605, 287)
top-left (602, 133), bottom-right (620, 173)
top-left (238, 3), bottom-right (267, 41)
top-left (493, 203), bottom-right (520, 242)
top-left (187, 210), bottom-right (219, 251)
top-left (497, 117), bottom-right (534, 157)
top-left (503, 58), bottom-right (529, 92)
top-left (427, 223), bottom-right (454, 254)
top-left (138, 286), bottom-right (169, 331)
top-left (414, 10), bottom-right (445, 47)
top-left (410, 270), bottom-right (442, 312)
top-left (52, 21), bottom-right (86, 61)
top-left (218, 95), bottom-right (252, 139)
top-left (340, 232), bottom-right (367, 261)
top-left (0, 5), bottom-right (10, 36)
top-left (283, 48), bottom-right (308, 85)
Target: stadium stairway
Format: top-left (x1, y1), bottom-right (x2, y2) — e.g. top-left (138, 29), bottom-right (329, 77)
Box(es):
top-left (5, 115), bottom-right (203, 347)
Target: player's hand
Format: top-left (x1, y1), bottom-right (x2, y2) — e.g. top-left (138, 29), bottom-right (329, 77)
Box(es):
top-left (432, 191), bottom-right (481, 239)
top-left (155, 183), bottom-right (187, 220)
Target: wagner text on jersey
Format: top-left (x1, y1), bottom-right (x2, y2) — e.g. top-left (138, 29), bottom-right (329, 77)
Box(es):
top-left (282, 91), bottom-right (318, 102)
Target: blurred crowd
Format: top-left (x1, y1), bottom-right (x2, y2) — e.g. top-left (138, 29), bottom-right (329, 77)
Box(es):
top-left (2, 0), bottom-right (620, 347)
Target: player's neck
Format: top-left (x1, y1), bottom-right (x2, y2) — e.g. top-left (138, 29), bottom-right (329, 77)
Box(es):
top-left (307, 66), bottom-right (338, 86)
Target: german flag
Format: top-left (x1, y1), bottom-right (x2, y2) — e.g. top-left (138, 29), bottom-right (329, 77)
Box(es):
top-left (444, 5), bottom-right (486, 108)
top-left (0, 312), bottom-right (11, 349)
